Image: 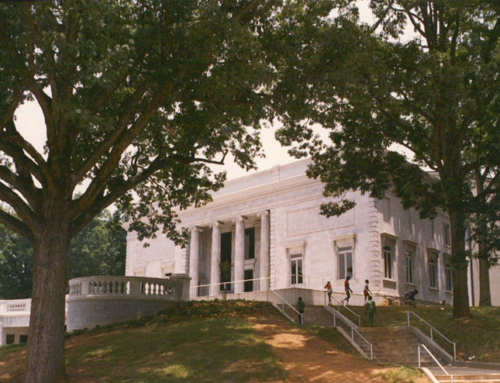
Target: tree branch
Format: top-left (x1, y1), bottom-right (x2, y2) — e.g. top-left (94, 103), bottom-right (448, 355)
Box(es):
top-left (0, 182), bottom-right (39, 232)
top-left (0, 209), bottom-right (33, 241)
top-left (71, 79), bottom-right (153, 186)
top-left (0, 166), bottom-right (39, 210)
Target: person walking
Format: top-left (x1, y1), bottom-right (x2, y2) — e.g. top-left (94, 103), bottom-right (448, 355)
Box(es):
top-left (341, 276), bottom-right (353, 306)
top-left (324, 281), bottom-right (333, 305)
top-left (363, 279), bottom-right (372, 302)
top-left (365, 296), bottom-right (376, 327)
top-left (297, 297), bottom-right (305, 324)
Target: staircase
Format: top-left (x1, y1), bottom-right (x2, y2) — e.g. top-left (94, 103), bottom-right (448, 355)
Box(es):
top-left (282, 305), bottom-right (335, 327)
top-left (359, 327), bottom-right (439, 366)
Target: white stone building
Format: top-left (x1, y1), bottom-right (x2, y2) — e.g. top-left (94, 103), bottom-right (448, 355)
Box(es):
top-left (126, 159), bottom-right (497, 305)
top-left (2, 159), bottom-right (499, 346)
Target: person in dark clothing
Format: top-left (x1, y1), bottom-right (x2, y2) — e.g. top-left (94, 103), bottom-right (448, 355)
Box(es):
top-left (404, 289), bottom-right (418, 308)
top-left (297, 297), bottom-right (305, 324)
top-left (365, 296), bottom-right (376, 327)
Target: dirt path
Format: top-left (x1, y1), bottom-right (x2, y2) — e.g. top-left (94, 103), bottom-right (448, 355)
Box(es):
top-left (250, 316), bottom-right (426, 383)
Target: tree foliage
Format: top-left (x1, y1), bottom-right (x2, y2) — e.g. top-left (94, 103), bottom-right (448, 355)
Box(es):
top-left (0, 209), bottom-right (126, 300)
top-left (275, 0), bottom-right (500, 317)
top-left (0, 0), bottom-right (290, 381)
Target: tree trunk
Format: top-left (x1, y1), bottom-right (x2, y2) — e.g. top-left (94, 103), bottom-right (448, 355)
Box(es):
top-left (450, 211), bottom-right (471, 318)
top-left (24, 225), bottom-right (71, 383)
top-left (479, 255), bottom-right (492, 306)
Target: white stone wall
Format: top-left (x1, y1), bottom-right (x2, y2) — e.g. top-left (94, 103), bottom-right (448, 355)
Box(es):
top-left (375, 193), bottom-right (453, 304)
top-left (124, 159), bottom-right (499, 306)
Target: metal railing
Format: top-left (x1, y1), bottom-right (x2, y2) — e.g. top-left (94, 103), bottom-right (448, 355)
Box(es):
top-left (270, 289), bottom-right (303, 325)
top-left (190, 276), bottom-right (273, 295)
top-left (324, 291), bottom-right (361, 327)
top-left (328, 306), bottom-right (373, 360)
top-left (418, 344), bottom-right (453, 383)
top-left (408, 311), bottom-right (456, 361)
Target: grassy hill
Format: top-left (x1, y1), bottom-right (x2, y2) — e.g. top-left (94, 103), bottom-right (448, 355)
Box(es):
top-left (0, 301), bottom-right (499, 382)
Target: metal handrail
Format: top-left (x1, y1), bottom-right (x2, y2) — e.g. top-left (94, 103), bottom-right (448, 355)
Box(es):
top-left (418, 344), bottom-right (453, 383)
top-left (269, 289), bottom-right (303, 325)
top-left (191, 276), bottom-right (273, 291)
top-left (328, 306), bottom-right (373, 360)
top-left (408, 311), bottom-right (456, 361)
top-left (324, 290), bottom-right (341, 310)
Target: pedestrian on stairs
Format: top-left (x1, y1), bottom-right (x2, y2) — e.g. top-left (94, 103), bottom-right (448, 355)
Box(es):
top-left (341, 276), bottom-right (353, 306)
top-left (297, 297), bottom-right (305, 324)
top-left (363, 279), bottom-right (372, 302)
top-left (365, 296), bottom-right (376, 327)
top-left (324, 281), bottom-right (333, 305)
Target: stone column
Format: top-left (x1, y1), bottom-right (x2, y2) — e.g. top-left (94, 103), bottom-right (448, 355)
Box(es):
top-left (189, 227), bottom-right (201, 297)
top-left (259, 211), bottom-right (270, 291)
top-left (210, 222), bottom-right (222, 296)
top-left (234, 217), bottom-right (246, 294)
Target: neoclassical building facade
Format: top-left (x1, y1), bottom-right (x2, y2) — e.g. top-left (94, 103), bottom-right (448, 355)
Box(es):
top-left (126, 159), bottom-right (498, 305)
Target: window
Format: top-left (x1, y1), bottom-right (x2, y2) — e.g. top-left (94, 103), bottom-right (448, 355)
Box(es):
top-left (333, 234), bottom-right (356, 280)
top-left (338, 246), bottom-right (353, 280)
top-left (404, 241), bottom-right (417, 284)
top-left (290, 253), bottom-right (303, 285)
top-left (445, 259), bottom-right (453, 291)
top-left (429, 258), bottom-right (438, 288)
top-left (384, 246), bottom-right (393, 279)
top-left (405, 250), bottom-right (414, 284)
top-left (20, 335), bottom-right (28, 343)
top-left (6, 334), bottom-right (14, 344)
top-left (244, 227), bottom-right (255, 259)
top-left (444, 223), bottom-right (451, 246)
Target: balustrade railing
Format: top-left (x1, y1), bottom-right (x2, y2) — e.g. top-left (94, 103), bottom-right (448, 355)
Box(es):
top-left (0, 299), bottom-right (31, 314)
top-left (68, 276), bottom-right (188, 300)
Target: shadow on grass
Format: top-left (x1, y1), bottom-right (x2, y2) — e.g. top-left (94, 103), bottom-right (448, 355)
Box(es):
top-left (65, 317), bottom-right (285, 382)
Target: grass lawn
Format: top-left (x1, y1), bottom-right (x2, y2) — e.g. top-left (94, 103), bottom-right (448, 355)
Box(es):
top-left (343, 303), bottom-right (500, 363)
top-left (0, 301), bottom-right (286, 382)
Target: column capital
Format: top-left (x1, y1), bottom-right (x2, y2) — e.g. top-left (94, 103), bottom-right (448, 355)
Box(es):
top-left (232, 216), bottom-right (247, 224)
top-left (257, 210), bottom-right (269, 218)
top-left (189, 226), bottom-right (203, 233)
top-left (211, 221), bottom-right (224, 228)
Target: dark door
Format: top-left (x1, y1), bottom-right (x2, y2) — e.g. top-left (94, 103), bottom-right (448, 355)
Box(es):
top-left (220, 232), bottom-right (232, 291)
top-left (244, 269), bottom-right (253, 292)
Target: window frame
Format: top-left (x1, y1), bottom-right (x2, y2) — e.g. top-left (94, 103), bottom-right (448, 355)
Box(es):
top-left (285, 242), bottom-right (306, 287)
top-left (332, 234), bottom-right (356, 281)
top-left (381, 233), bottom-right (397, 281)
top-left (444, 255), bottom-right (453, 292)
top-left (427, 249), bottom-right (439, 289)
top-left (444, 223), bottom-right (451, 247)
top-left (403, 240), bottom-right (418, 285)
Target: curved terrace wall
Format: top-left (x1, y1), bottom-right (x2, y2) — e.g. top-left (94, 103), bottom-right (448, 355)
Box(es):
top-left (67, 275), bottom-right (190, 331)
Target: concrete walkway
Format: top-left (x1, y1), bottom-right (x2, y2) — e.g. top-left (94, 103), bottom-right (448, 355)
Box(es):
top-left (424, 365), bottom-right (500, 382)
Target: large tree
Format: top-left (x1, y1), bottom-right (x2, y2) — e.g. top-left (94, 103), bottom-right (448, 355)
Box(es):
top-left (274, 0), bottom-right (500, 318)
top-left (0, 0), bottom-right (286, 381)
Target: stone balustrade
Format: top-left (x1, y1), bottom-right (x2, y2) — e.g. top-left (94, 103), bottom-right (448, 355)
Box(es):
top-left (68, 275), bottom-right (185, 300)
top-left (66, 274), bottom-right (191, 331)
top-left (0, 299), bottom-right (31, 314)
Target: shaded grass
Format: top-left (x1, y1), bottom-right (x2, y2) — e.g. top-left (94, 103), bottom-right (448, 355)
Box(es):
top-left (344, 304), bottom-right (500, 363)
top-left (304, 325), bottom-right (361, 357)
top-left (380, 366), bottom-right (426, 383)
top-left (65, 317), bottom-right (285, 382)
top-left (0, 301), bottom-right (286, 382)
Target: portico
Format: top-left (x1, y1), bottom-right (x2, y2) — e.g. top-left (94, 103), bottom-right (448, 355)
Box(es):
top-left (188, 211), bottom-right (270, 298)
